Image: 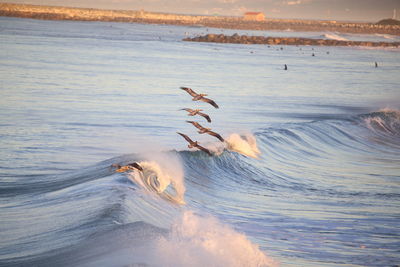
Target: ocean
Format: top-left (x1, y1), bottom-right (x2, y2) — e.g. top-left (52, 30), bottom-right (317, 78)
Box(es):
top-left (0, 16), bottom-right (399, 267)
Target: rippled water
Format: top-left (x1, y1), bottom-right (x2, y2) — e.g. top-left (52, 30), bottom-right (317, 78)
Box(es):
top-left (0, 17), bottom-right (399, 267)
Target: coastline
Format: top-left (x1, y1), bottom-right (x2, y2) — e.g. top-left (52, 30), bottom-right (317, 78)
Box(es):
top-left (1, 3), bottom-right (400, 35)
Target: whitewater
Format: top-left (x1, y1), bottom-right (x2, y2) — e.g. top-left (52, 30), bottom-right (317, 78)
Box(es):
top-left (0, 17), bottom-right (399, 267)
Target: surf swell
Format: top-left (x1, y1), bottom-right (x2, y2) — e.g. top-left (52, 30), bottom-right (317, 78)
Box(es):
top-left (3, 108), bottom-right (398, 267)
top-left (362, 108), bottom-right (400, 136)
top-left (122, 152), bottom-right (186, 205)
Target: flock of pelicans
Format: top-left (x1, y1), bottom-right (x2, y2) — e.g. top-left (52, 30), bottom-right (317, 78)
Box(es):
top-left (177, 86), bottom-right (224, 156)
top-left (112, 86), bottom-right (223, 173)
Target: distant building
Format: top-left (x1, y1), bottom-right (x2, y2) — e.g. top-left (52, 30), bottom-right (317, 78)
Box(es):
top-left (243, 12), bottom-right (265, 21)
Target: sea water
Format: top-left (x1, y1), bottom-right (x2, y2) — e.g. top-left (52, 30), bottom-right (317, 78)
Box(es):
top-left (0, 16), bottom-right (399, 266)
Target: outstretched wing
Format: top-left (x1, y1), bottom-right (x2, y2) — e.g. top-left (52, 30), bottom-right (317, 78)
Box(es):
top-left (128, 162), bottom-right (143, 171)
top-left (207, 131), bottom-right (224, 142)
top-left (186, 120), bottom-right (204, 130)
top-left (200, 97), bottom-right (219, 109)
top-left (198, 111), bottom-right (211, 123)
top-left (180, 87), bottom-right (198, 97)
top-left (115, 166), bottom-right (130, 173)
top-left (195, 144), bottom-right (213, 156)
top-left (177, 132), bottom-right (194, 144)
top-left (180, 108), bottom-right (193, 113)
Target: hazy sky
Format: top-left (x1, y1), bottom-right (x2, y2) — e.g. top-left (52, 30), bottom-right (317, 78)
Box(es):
top-left (3, 0), bottom-right (400, 22)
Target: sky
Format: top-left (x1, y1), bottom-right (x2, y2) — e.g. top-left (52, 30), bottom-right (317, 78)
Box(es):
top-left (2, 0), bottom-right (400, 22)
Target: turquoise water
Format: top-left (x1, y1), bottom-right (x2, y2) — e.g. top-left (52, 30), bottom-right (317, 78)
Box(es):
top-left (0, 17), bottom-right (399, 266)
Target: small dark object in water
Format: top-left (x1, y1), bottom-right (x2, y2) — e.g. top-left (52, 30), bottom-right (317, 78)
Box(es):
top-left (284, 64), bottom-right (288, 70)
top-left (375, 62), bottom-right (378, 68)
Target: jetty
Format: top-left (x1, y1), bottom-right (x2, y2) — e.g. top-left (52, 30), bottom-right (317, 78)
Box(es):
top-left (183, 33), bottom-right (400, 47)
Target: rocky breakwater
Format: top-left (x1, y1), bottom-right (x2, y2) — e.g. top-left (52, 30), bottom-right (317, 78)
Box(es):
top-left (183, 33), bottom-right (400, 47)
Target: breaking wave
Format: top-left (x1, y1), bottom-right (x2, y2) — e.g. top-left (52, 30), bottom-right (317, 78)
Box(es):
top-left (153, 211), bottom-right (278, 267)
top-left (362, 108), bottom-right (400, 136)
top-left (3, 109), bottom-right (400, 266)
top-left (322, 33), bottom-right (348, 41)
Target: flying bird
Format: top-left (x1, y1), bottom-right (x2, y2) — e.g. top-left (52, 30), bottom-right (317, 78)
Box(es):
top-left (177, 132), bottom-right (212, 156)
top-left (112, 162), bottom-right (143, 173)
top-left (180, 87), bottom-right (219, 109)
top-left (180, 108), bottom-right (211, 123)
top-left (186, 121), bottom-right (224, 142)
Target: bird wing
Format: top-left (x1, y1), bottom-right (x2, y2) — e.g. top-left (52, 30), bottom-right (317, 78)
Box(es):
top-left (180, 87), bottom-right (198, 97)
top-left (207, 131), bottom-right (224, 142)
top-left (200, 97), bottom-right (219, 109)
top-left (186, 120), bottom-right (204, 130)
top-left (177, 132), bottom-right (194, 144)
top-left (128, 162), bottom-right (143, 171)
top-left (115, 166), bottom-right (130, 173)
top-left (180, 108), bottom-right (193, 112)
top-left (195, 144), bottom-right (212, 156)
top-left (198, 112), bottom-right (211, 123)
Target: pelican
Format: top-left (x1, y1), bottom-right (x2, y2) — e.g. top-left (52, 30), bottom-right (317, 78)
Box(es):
top-left (180, 87), bottom-right (219, 109)
top-left (111, 162), bottom-right (143, 173)
top-left (180, 108), bottom-right (211, 123)
top-left (177, 132), bottom-right (212, 156)
top-left (186, 121), bottom-right (224, 142)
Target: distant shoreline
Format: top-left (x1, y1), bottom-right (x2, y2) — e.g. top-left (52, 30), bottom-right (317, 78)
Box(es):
top-left (1, 3), bottom-right (400, 35)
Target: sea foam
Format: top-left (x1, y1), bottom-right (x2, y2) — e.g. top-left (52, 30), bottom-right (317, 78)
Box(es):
top-left (225, 133), bottom-right (261, 158)
top-left (153, 210), bottom-right (278, 267)
top-left (128, 152), bottom-right (186, 204)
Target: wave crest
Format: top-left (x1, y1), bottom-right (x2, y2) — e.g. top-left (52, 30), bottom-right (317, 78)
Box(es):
top-left (364, 108), bottom-right (400, 136)
top-left (322, 33), bottom-right (348, 41)
top-left (128, 154), bottom-right (186, 204)
top-left (225, 133), bottom-right (261, 158)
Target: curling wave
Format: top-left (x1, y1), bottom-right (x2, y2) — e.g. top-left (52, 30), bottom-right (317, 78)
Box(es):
top-left (362, 108), bottom-right (400, 136)
top-left (129, 159), bottom-right (186, 205)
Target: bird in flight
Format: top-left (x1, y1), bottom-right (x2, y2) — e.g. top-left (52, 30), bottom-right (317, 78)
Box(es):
top-left (111, 162), bottom-right (143, 172)
top-left (180, 87), bottom-right (219, 109)
top-left (180, 108), bottom-right (211, 123)
top-left (186, 121), bottom-right (224, 142)
top-left (177, 132), bottom-right (212, 156)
